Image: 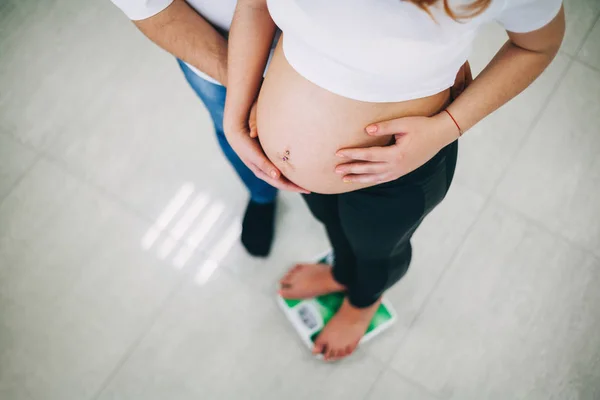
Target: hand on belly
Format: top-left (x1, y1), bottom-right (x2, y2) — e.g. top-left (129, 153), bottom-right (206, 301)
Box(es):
top-left (259, 129), bottom-right (391, 194)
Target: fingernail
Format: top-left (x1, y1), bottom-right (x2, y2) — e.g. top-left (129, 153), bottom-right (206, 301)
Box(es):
top-left (270, 170), bottom-right (277, 178)
top-left (343, 178), bottom-right (351, 183)
top-left (335, 169), bottom-right (344, 174)
top-left (366, 125), bottom-right (377, 134)
top-left (336, 153), bottom-right (346, 158)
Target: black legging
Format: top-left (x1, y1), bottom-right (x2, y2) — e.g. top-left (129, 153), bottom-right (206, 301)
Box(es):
top-left (302, 140), bottom-right (458, 308)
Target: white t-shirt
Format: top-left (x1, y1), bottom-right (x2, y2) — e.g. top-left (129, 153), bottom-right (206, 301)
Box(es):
top-left (110, 0), bottom-right (237, 84)
top-left (267, 0), bottom-right (563, 102)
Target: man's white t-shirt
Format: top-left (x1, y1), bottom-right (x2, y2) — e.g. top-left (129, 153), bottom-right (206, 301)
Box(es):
top-left (111, 0), bottom-right (237, 84)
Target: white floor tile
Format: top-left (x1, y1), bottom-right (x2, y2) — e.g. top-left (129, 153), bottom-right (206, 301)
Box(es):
top-left (0, 134), bottom-right (37, 201)
top-left (562, 0), bottom-right (600, 56)
top-left (469, 23), bottom-right (509, 76)
top-left (495, 62), bottom-right (600, 256)
top-left (390, 202), bottom-right (600, 400)
top-left (577, 17), bottom-right (600, 70)
top-left (0, 385), bottom-right (34, 400)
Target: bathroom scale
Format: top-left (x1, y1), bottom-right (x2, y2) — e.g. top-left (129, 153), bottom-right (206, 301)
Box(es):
top-left (277, 251), bottom-right (397, 357)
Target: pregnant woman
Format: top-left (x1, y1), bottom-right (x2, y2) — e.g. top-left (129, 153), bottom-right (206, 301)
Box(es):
top-left (224, 0), bottom-right (565, 360)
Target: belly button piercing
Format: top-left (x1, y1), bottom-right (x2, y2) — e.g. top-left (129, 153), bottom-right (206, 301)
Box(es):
top-left (282, 150), bottom-right (290, 162)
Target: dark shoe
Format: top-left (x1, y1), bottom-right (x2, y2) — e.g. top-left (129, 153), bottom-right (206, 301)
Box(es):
top-left (241, 199), bottom-right (276, 257)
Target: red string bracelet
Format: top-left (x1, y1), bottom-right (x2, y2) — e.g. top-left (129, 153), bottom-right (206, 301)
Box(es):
top-left (444, 109), bottom-right (463, 137)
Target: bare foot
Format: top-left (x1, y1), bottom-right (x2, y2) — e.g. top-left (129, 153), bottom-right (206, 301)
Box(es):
top-left (279, 263), bottom-right (345, 299)
top-left (312, 297), bottom-right (381, 361)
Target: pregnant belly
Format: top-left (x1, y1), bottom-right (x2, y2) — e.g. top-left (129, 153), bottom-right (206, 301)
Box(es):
top-left (256, 40), bottom-right (451, 194)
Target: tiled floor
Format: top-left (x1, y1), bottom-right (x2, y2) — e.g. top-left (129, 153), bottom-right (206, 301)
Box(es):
top-left (1, 1), bottom-right (599, 399)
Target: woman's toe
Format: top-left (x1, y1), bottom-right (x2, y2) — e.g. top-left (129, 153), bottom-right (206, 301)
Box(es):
top-left (291, 264), bottom-right (304, 273)
top-left (278, 286), bottom-right (295, 298)
top-left (279, 275), bottom-right (292, 286)
top-left (312, 341), bottom-right (325, 355)
top-left (345, 345), bottom-right (354, 357)
top-left (279, 264), bottom-right (302, 284)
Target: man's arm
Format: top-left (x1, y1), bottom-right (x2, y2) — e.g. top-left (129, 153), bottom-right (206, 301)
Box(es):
top-left (119, 0), bottom-right (229, 85)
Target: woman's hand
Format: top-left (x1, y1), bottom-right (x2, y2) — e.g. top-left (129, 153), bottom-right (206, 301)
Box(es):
top-left (248, 101), bottom-right (259, 138)
top-left (335, 113), bottom-right (459, 184)
top-left (225, 104), bottom-right (310, 194)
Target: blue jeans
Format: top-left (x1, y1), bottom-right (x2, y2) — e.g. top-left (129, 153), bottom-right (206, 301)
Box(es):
top-left (177, 59), bottom-right (278, 204)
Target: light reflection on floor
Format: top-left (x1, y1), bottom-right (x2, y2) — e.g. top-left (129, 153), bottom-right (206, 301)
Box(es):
top-left (140, 182), bottom-right (240, 283)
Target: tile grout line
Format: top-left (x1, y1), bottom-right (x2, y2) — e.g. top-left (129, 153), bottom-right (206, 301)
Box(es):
top-left (37, 151), bottom-right (165, 227)
top-left (0, 153), bottom-right (42, 206)
top-left (569, 11), bottom-right (600, 61)
top-left (360, 354), bottom-right (396, 400)
top-left (391, 367), bottom-right (446, 399)
top-left (491, 195), bottom-right (600, 262)
top-left (0, 130), bottom-right (44, 154)
top-left (361, 368), bottom-right (386, 400)
top-left (573, 57), bottom-right (600, 74)
top-left (362, 361), bottom-right (446, 400)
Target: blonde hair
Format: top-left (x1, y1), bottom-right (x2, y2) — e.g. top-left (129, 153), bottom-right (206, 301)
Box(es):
top-left (407, 0), bottom-right (491, 20)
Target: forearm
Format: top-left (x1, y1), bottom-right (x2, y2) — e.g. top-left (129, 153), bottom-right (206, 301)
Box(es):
top-left (133, 0), bottom-right (228, 85)
top-left (223, 0), bottom-right (276, 133)
top-left (445, 7), bottom-right (565, 137)
top-left (446, 41), bottom-right (557, 133)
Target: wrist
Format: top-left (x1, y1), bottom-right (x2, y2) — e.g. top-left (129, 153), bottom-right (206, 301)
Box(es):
top-left (432, 111), bottom-right (461, 146)
top-left (223, 119), bottom-right (243, 136)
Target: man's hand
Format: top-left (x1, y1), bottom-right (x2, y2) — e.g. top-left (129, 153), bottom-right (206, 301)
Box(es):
top-left (225, 104), bottom-right (310, 193)
top-left (335, 114), bottom-right (459, 184)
